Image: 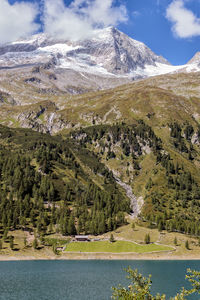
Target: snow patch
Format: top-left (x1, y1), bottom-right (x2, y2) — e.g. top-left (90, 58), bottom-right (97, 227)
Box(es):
top-left (38, 44), bottom-right (81, 55)
top-left (58, 56), bottom-right (116, 76)
top-left (131, 62), bottom-right (200, 78)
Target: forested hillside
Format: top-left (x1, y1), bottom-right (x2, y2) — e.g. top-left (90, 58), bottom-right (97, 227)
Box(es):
top-left (1, 105), bottom-right (200, 244)
top-left (0, 125), bottom-right (129, 238)
top-left (71, 120), bottom-right (200, 235)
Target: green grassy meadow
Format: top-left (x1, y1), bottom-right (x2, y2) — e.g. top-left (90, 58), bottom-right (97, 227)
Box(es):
top-left (65, 241), bottom-right (173, 253)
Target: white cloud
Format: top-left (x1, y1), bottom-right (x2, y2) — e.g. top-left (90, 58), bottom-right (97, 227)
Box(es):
top-left (0, 0), bottom-right (40, 44)
top-left (43, 0), bottom-right (128, 41)
top-left (43, 0), bottom-right (94, 41)
top-left (166, 0), bottom-right (200, 38)
top-left (0, 0), bottom-right (128, 44)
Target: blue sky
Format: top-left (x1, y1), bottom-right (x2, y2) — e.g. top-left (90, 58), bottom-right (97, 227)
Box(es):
top-left (3, 0), bottom-right (200, 65)
top-left (118, 0), bottom-right (200, 65)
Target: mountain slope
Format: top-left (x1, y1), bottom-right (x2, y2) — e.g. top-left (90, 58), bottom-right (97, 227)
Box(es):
top-left (69, 119), bottom-right (200, 235)
top-left (1, 72), bottom-right (200, 133)
top-left (0, 125), bottom-right (130, 236)
top-left (0, 69), bottom-right (200, 241)
top-left (1, 113), bottom-right (200, 237)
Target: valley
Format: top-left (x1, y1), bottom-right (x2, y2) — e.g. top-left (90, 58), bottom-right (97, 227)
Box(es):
top-left (0, 27), bottom-right (200, 259)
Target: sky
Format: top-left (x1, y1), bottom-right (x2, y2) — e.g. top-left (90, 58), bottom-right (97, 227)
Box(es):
top-left (1, 0), bottom-right (200, 65)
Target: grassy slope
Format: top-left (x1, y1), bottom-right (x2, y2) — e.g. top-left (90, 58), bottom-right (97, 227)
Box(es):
top-left (102, 219), bottom-right (200, 257)
top-left (1, 72), bottom-right (200, 132)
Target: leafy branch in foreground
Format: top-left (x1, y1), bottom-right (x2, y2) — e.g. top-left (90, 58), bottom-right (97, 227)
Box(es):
top-left (184, 268), bottom-right (200, 296)
top-left (112, 267), bottom-right (200, 299)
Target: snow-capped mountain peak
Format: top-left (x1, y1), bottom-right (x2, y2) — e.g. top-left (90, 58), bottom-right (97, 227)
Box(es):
top-left (0, 27), bottom-right (171, 76)
top-left (0, 27), bottom-right (199, 85)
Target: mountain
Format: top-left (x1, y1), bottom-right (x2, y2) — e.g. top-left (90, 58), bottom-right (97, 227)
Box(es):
top-left (0, 26), bottom-right (174, 99)
top-left (0, 27), bottom-right (170, 75)
top-left (1, 27), bottom-right (200, 250)
top-left (0, 27), bottom-right (200, 106)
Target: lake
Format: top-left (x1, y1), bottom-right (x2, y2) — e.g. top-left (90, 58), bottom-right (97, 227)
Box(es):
top-left (0, 260), bottom-right (199, 300)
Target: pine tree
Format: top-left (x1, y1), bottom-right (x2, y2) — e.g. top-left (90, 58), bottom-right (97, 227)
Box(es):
top-left (109, 233), bottom-right (115, 243)
top-left (98, 213), bottom-right (106, 234)
top-left (48, 221), bottom-right (53, 234)
top-left (3, 228), bottom-right (8, 241)
top-left (185, 240), bottom-right (190, 250)
top-left (0, 239), bottom-right (3, 250)
top-left (52, 244), bottom-right (59, 255)
top-left (107, 218), bottom-right (112, 231)
top-left (9, 236), bottom-right (14, 250)
top-left (131, 222), bottom-right (135, 231)
top-left (33, 238), bottom-right (38, 250)
top-left (24, 237), bottom-right (27, 248)
top-left (158, 220), bottom-right (164, 232)
top-left (67, 215), bottom-right (77, 236)
top-left (144, 233), bottom-right (150, 244)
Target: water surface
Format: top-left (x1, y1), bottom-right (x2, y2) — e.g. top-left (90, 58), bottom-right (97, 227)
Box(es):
top-left (0, 260), bottom-right (199, 300)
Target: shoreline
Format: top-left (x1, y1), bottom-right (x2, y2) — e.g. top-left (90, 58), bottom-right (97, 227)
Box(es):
top-left (0, 252), bottom-right (200, 261)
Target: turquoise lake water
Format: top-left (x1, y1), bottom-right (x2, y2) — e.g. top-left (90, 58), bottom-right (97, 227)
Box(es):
top-left (0, 260), bottom-right (199, 300)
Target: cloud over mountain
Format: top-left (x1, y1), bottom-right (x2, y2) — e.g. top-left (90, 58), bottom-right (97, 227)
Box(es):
top-left (43, 0), bottom-right (128, 41)
top-left (0, 0), bottom-right (39, 44)
top-left (0, 0), bottom-right (128, 43)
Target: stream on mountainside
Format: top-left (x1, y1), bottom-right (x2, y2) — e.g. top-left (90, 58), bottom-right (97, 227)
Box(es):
top-left (113, 175), bottom-right (143, 218)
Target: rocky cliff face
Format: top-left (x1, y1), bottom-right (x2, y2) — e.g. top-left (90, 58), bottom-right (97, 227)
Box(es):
top-left (66, 27), bottom-right (170, 75)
